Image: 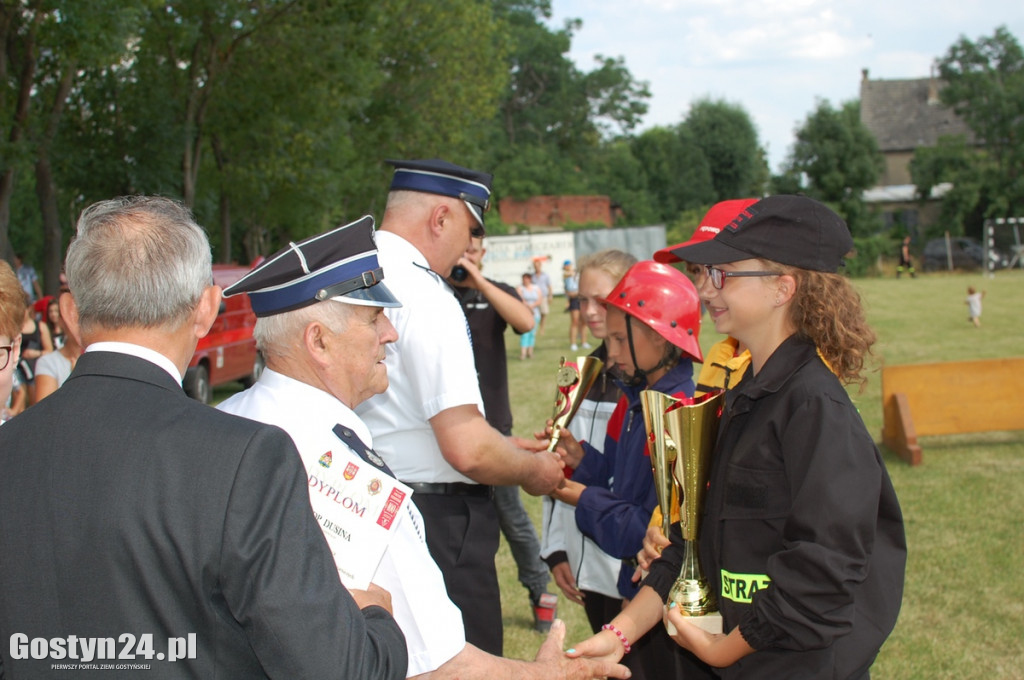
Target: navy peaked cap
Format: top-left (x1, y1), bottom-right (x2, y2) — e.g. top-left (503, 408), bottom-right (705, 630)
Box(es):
top-left (387, 158), bottom-right (493, 227)
top-left (223, 215), bottom-right (400, 317)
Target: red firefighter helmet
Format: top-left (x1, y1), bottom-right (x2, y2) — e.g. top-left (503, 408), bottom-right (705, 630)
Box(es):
top-left (602, 260), bottom-right (703, 363)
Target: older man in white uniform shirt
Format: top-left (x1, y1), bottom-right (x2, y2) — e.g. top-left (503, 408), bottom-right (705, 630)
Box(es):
top-left (357, 159), bottom-right (566, 655)
top-left (218, 216), bottom-right (628, 680)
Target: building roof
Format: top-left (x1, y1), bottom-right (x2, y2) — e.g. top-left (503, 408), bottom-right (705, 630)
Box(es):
top-left (859, 70), bottom-right (975, 152)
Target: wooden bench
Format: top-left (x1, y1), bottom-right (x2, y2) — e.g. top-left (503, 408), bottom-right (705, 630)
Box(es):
top-left (881, 358), bottom-right (1024, 465)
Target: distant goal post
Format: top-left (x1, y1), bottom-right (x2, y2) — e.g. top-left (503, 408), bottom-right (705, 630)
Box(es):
top-left (984, 216), bottom-right (1024, 275)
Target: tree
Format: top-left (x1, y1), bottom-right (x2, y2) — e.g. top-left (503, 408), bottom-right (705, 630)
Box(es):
top-left (628, 125), bottom-right (714, 222)
top-left (683, 98), bottom-right (766, 199)
top-left (909, 137), bottom-right (988, 239)
top-left (936, 25), bottom-right (1024, 220)
top-left (484, 1), bottom-right (649, 201)
top-left (585, 138), bottom-right (657, 225)
top-left (582, 55), bottom-right (649, 140)
top-left (777, 99), bottom-right (883, 235)
top-left (361, 0), bottom-right (508, 164)
top-left (0, 0), bottom-right (145, 290)
top-left (2, 0), bottom-right (652, 264)
top-left (132, 0), bottom-right (305, 210)
top-left (195, 0), bottom-right (389, 261)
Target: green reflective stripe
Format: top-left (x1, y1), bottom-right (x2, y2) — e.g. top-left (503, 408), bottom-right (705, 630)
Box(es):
top-left (720, 569), bottom-right (771, 604)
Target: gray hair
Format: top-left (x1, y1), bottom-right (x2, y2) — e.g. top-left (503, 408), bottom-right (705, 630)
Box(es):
top-left (65, 196), bottom-right (212, 332)
top-left (254, 300), bottom-right (353, 360)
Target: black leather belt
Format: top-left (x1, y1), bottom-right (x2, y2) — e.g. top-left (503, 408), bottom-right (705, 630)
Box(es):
top-left (406, 482), bottom-right (493, 499)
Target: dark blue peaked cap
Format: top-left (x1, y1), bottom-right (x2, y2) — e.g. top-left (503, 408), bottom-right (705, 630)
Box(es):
top-left (387, 158), bottom-right (493, 227)
top-left (223, 215), bottom-right (401, 317)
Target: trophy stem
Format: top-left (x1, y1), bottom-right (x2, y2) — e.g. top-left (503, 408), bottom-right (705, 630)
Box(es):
top-left (667, 539), bottom-right (716, 617)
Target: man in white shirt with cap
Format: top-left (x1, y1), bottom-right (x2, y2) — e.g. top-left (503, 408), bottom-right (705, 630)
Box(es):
top-left (357, 159), bottom-right (566, 655)
top-left (218, 216), bottom-right (628, 680)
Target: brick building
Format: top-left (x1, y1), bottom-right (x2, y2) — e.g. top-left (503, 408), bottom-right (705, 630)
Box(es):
top-left (498, 195), bottom-right (613, 229)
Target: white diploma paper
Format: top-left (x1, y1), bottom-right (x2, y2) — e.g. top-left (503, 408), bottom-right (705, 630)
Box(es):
top-left (305, 446), bottom-right (412, 589)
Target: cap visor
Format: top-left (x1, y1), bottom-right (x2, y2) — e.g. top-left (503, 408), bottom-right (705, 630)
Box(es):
top-left (465, 201), bottom-right (485, 228)
top-left (653, 246), bottom-right (682, 263)
top-left (332, 282), bottom-right (402, 308)
top-left (666, 238), bottom-right (755, 265)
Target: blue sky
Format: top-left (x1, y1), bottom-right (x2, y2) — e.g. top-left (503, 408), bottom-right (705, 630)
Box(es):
top-left (548, 1), bottom-right (1024, 173)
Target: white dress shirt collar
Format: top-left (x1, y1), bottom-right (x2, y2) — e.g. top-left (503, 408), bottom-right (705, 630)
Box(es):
top-left (86, 341), bottom-right (183, 384)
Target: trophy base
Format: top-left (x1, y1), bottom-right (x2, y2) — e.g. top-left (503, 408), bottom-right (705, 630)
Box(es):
top-left (665, 609), bottom-right (723, 635)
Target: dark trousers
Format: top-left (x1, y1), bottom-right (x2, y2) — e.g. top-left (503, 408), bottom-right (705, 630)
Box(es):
top-left (413, 492), bottom-right (503, 656)
top-left (582, 590), bottom-right (623, 634)
top-left (632, 624), bottom-right (716, 680)
top-left (582, 590), bottom-right (716, 680)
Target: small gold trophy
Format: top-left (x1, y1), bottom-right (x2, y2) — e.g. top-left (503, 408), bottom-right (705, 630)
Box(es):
top-left (546, 356), bottom-right (604, 452)
top-left (648, 389), bottom-right (725, 634)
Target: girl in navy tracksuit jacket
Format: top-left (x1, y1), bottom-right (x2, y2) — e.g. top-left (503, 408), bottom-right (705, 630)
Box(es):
top-left (571, 362), bottom-right (694, 599)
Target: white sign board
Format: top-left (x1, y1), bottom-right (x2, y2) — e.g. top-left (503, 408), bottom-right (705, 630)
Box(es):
top-left (482, 232), bottom-right (576, 295)
top-left (481, 225), bottom-right (666, 295)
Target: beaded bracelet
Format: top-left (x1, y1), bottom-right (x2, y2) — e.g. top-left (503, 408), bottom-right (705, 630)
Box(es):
top-left (601, 623), bottom-right (631, 654)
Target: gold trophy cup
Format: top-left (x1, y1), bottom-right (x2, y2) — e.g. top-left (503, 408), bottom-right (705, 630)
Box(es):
top-left (640, 390), bottom-right (683, 539)
top-left (546, 356), bottom-right (604, 452)
top-left (653, 389), bottom-right (725, 634)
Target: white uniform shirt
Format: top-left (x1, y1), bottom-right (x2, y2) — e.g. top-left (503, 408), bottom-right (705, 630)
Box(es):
top-left (219, 369), bottom-right (466, 676)
top-left (356, 230), bottom-right (485, 484)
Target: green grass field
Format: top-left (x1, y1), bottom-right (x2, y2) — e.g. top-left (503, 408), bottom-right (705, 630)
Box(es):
top-left (496, 269), bottom-right (1024, 677)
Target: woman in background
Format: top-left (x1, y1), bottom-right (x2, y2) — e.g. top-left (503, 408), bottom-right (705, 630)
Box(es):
top-left (16, 296), bottom-right (52, 404)
top-left (517, 271), bottom-right (541, 360)
top-left (46, 297), bottom-right (65, 349)
top-left (33, 328), bottom-right (82, 404)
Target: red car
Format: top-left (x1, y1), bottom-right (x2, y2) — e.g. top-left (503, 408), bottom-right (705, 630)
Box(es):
top-left (183, 263), bottom-right (263, 404)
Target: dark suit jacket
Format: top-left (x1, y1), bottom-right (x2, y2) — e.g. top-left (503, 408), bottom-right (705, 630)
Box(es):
top-left (0, 351), bottom-right (407, 679)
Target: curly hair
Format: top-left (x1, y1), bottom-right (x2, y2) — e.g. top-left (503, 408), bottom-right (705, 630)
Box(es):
top-left (785, 268), bottom-right (875, 387)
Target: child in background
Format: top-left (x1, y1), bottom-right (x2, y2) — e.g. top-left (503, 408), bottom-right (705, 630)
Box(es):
top-left (966, 286), bottom-right (985, 328)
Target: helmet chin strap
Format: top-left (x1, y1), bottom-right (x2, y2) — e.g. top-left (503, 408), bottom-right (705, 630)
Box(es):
top-left (623, 315), bottom-right (675, 388)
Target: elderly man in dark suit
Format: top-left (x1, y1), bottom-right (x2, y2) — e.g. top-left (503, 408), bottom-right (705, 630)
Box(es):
top-left (0, 196), bottom-right (407, 679)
